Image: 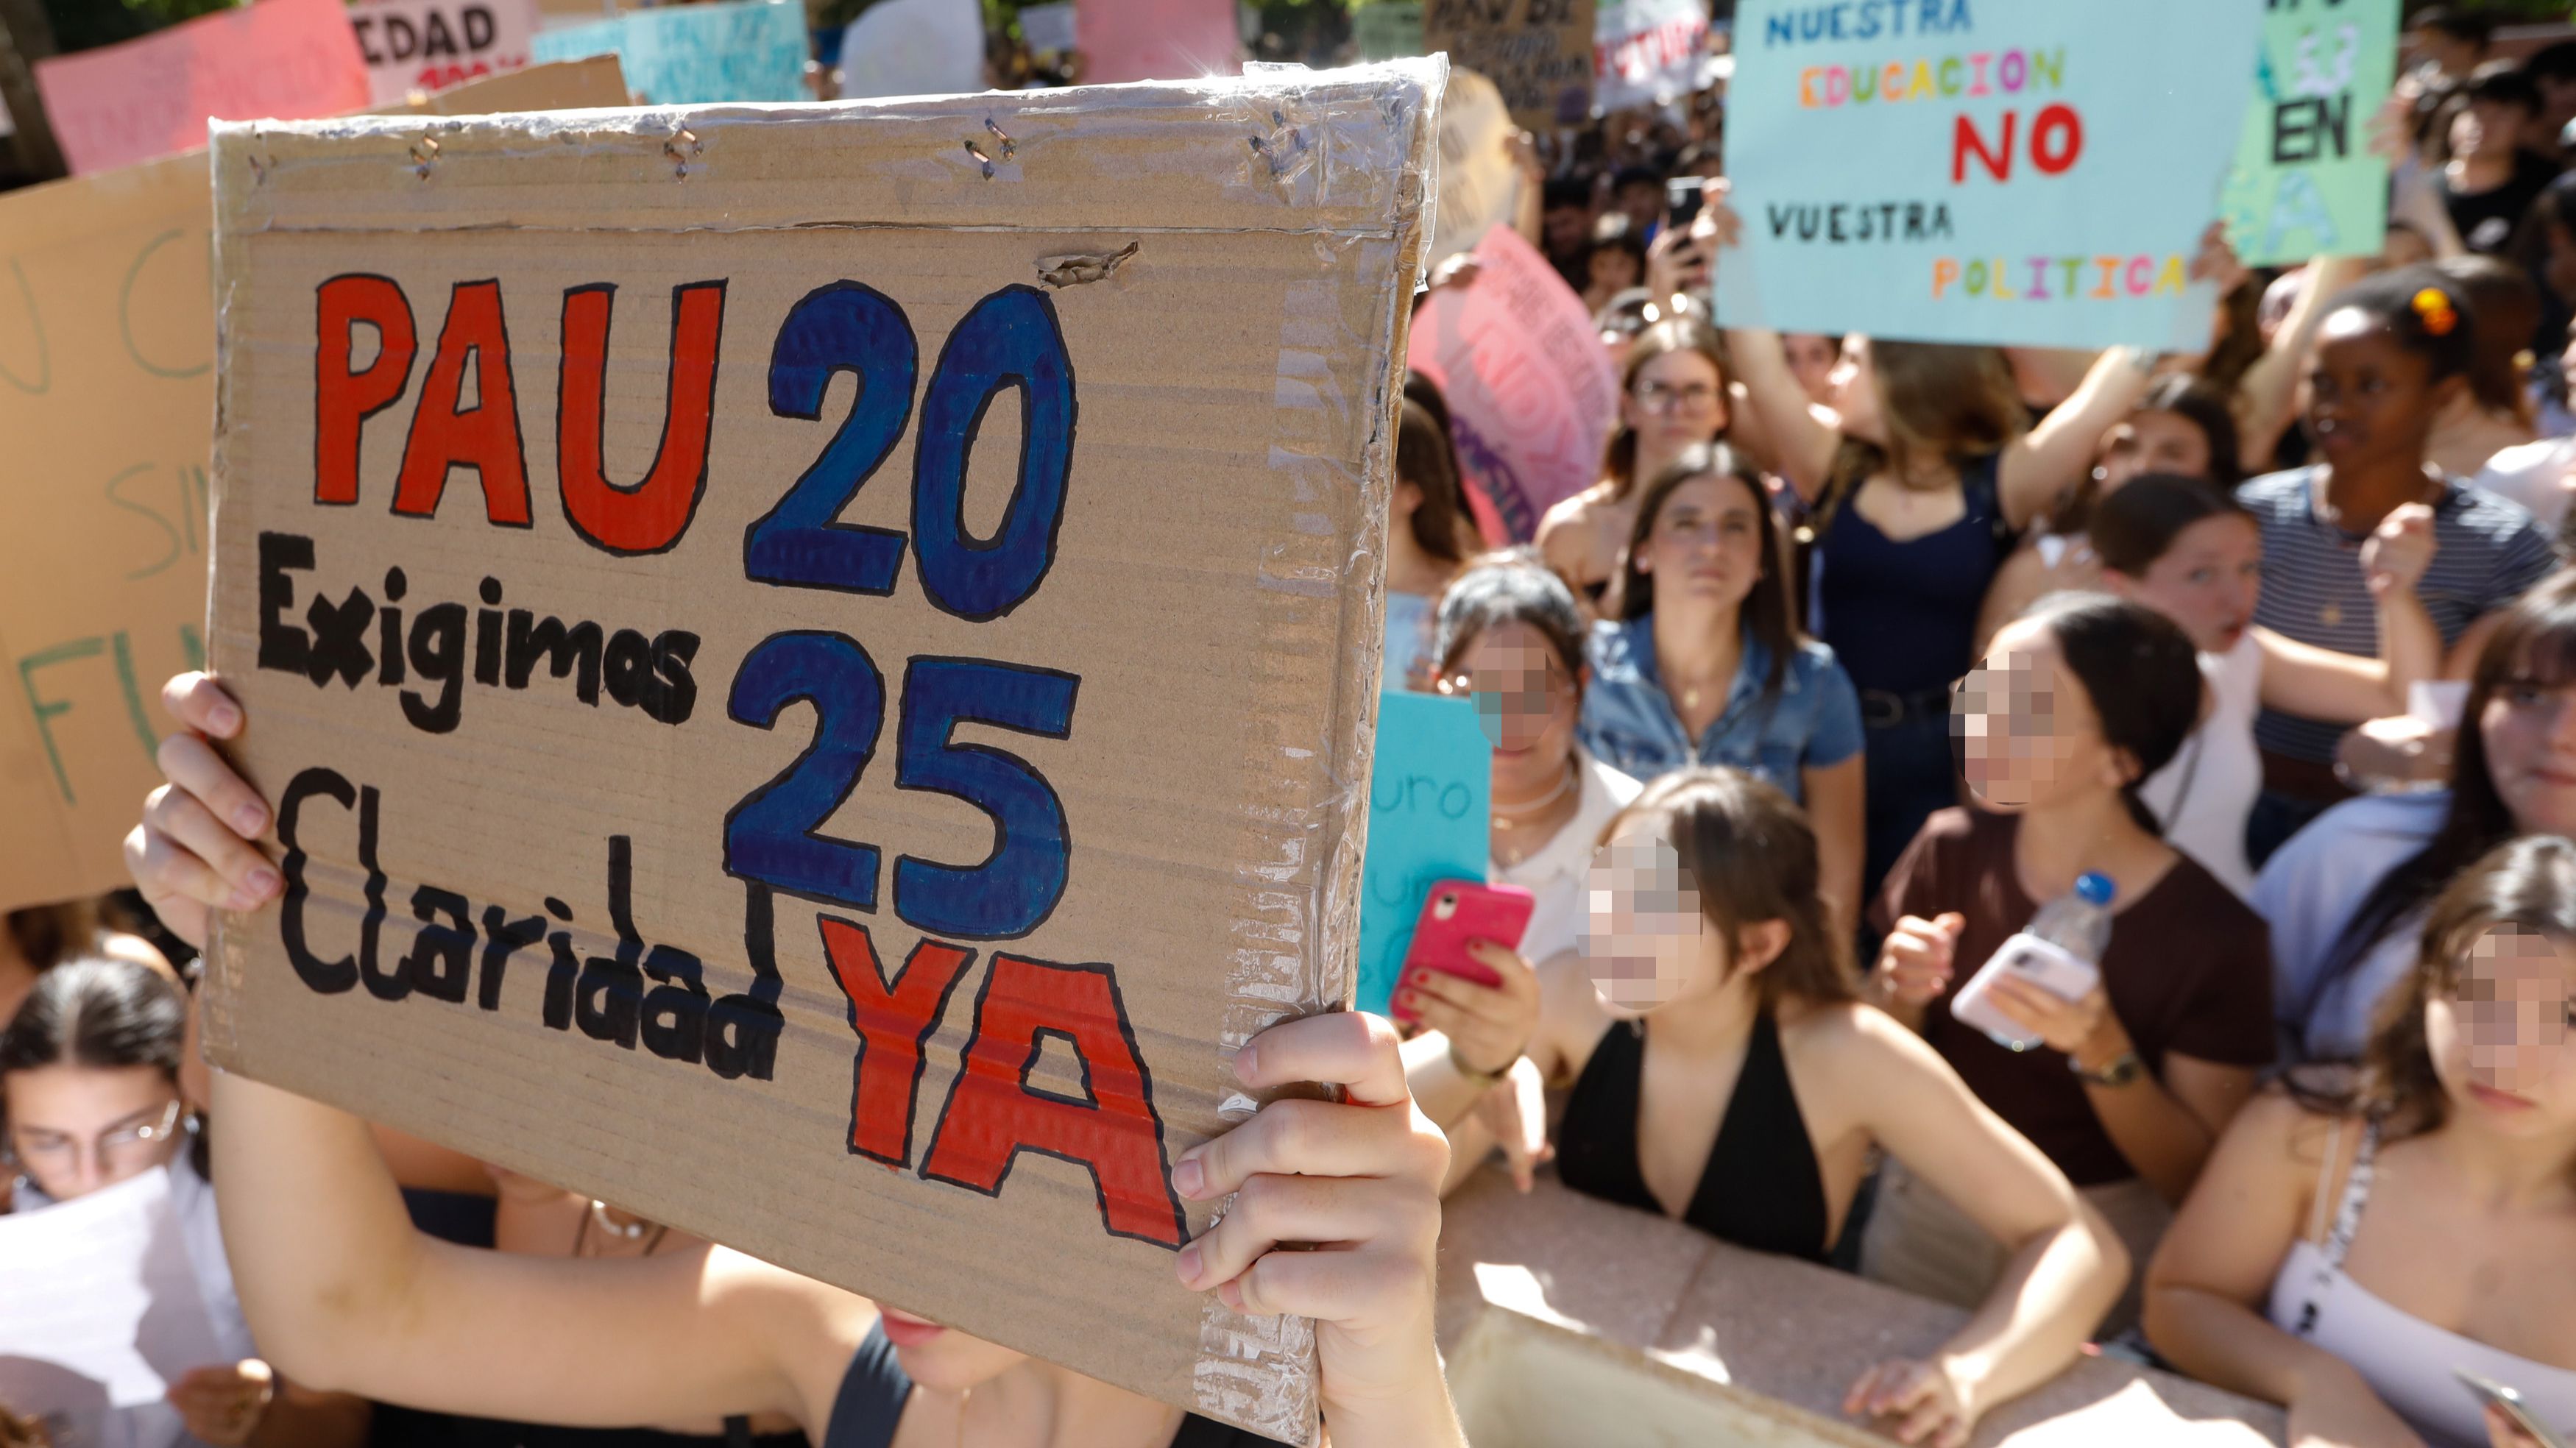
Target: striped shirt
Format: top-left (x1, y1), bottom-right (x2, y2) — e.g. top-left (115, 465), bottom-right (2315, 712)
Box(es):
top-left (2245, 467), bottom-right (2555, 763)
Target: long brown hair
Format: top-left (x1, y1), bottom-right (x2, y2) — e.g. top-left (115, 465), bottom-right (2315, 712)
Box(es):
top-left (4, 901), bottom-right (96, 973)
top-left (1602, 768), bottom-right (1858, 1012)
top-left (2432, 254), bottom-right (2541, 428)
top-left (1618, 442), bottom-right (1797, 700)
top-left (2293, 834), bottom-right (2576, 1185)
top-left (1814, 338), bottom-right (2025, 532)
top-left (1599, 316), bottom-right (1727, 497)
top-left (2308, 569), bottom-right (2576, 1036)
top-left (1395, 397), bottom-right (1476, 564)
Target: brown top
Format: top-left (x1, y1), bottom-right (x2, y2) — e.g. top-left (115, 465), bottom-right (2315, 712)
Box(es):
top-left (1876, 808), bottom-right (2276, 1186)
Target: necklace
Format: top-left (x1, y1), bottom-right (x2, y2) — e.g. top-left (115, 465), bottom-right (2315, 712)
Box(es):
top-left (1492, 763), bottom-right (1575, 828)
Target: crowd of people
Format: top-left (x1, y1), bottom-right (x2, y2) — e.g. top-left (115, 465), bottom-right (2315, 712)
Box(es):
top-left (7, 9), bottom-right (2576, 1448)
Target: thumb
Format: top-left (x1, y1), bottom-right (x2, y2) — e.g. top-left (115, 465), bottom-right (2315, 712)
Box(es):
top-left (1933, 912), bottom-right (1965, 938)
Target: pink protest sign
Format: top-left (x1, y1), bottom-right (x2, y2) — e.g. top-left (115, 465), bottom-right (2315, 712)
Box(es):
top-left (1406, 225), bottom-right (1618, 543)
top-left (35, 0), bottom-right (370, 174)
top-left (1074, 0), bottom-right (1237, 84)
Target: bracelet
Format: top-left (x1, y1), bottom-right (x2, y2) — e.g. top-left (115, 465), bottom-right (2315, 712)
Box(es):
top-left (1448, 1041), bottom-right (1517, 1090)
top-left (2070, 1050), bottom-right (2143, 1088)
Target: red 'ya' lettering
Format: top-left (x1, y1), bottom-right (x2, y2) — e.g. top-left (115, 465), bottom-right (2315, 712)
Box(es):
top-left (818, 915), bottom-right (975, 1168)
top-left (919, 952), bottom-right (1186, 1249)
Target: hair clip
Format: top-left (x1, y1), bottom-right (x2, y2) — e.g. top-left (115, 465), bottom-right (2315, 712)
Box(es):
top-left (2411, 287), bottom-right (2458, 337)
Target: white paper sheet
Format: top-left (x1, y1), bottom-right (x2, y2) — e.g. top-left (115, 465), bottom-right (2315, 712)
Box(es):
top-left (0, 1168), bottom-right (225, 1448)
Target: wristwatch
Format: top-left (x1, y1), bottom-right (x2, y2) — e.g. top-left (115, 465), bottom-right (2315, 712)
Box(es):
top-left (2070, 1050), bottom-right (2143, 1088)
top-left (1449, 1041), bottom-right (1517, 1090)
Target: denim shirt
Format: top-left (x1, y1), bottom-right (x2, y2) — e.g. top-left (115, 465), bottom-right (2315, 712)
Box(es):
top-left (1577, 616), bottom-right (1864, 800)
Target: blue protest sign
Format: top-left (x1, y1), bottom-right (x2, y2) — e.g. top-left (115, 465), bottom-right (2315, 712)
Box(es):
top-left (532, 0), bottom-right (809, 105)
top-left (1355, 691), bottom-right (1490, 1018)
top-left (1716, 0), bottom-right (2262, 349)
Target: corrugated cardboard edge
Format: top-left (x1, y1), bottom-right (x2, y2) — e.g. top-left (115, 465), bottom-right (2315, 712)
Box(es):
top-left (1188, 58), bottom-right (1445, 1447)
top-left (199, 59), bottom-right (1450, 1443)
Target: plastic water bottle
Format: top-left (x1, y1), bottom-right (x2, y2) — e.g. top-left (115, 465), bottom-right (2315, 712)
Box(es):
top-left (1950, 872), bottom-right (2115, 1051)
top-left (2029, 872), bottom-right (2116, 959)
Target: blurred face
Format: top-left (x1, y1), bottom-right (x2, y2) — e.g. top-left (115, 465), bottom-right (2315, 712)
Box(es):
top-left (2110, 513), bottom-right (2262, 653)
top-left (2479, 664), bottom-right (2576, 836)
top-left (4, 1064), bottom-right (183, 1202)
top-left (1953, 618), bottom-right (2129, 811)
top-left (873, 1310), bottom-right (1028, 1392)
top-left (1621, 349), bottom-right (1727, 457)
top-left (1633, 473), bottom-right (1765, 615)
top-left (2425, 925), bottom-right (2576, 1134)
top-left (1826, 335), bottom-right (1884, 444)
top-left (1389, 478), bottom-right (1423, 526)
top-left (1783, 333), bottom-right (1838, 405)
top-left (1588, 246), bottom-right (1641, 296)
top-left (2307, 310), bottom-right (2452, 472)
top-left (2095, 407), bottom-right (2215, 493)
top-left (1544, 203), bottom-right (1592, 257)
top-left (2451, 99), bottom-right (2531, 160)
top-left (1583, 825), bottom-right (1716, 1015)
top-left (1437, 620), bottom-right (1577, 800)
top-left (1616, 181), bottom-right (1660, 230)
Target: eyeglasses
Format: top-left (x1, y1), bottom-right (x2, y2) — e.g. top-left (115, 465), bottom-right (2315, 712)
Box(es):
top-left (6, 1098), bottom-right (185, 1183)
top-left (1632, 380), bottom-right (1721, 413)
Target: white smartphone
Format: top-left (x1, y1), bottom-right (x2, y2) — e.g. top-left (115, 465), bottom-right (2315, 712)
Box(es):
top-left (1947, 931), bottom-right (2100, 1052)
top-left (2458, 1369), bottom-right (2570, 1448)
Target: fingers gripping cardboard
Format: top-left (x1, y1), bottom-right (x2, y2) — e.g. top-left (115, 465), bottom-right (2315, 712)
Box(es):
top-left (199, 62), bottom-right (1443, 1442)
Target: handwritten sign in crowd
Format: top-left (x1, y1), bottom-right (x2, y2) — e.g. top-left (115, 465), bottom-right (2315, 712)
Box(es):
top-left (351, 0), bottom-right (540, 106)
top-left (531, 0), bottom-right (810, 104)
top-left (2221, 0), bottom-right (2398, 266)
top-left (199, 65), bottom-right (1439, 1441)
top-left (32, 0), bottom-right (370, 174)
top-left (1426, 0), bottom-right (1596, 130)
top-left (1409, 226), bottom-right (1618, 542)
top-left (1716, 0), bottom-right (2260, 349)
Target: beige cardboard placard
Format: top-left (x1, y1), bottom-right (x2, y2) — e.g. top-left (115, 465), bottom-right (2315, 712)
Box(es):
top-left (201, 62), bottom-right (1440, 1441)
top-left (0, 58), bottom-right (629, 915)
top-left (1423, 0), bottom-right (1594, 132)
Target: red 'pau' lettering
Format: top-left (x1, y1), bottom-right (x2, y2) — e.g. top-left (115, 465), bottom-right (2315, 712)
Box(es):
top-left (556, 280), bottom-right (728, 555)
top-left (818, 916), bottom-right (974, 1168)
top-left (314, 275), bottom-right (418, 505)
top-left (920, 953), bottom-right (1185, 1249)
top-left (393, 280), bottom-right (532, 526)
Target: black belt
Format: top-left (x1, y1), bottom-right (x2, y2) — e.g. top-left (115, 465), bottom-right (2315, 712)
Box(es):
top-left (1858, 685), bottom-right (1952, 729)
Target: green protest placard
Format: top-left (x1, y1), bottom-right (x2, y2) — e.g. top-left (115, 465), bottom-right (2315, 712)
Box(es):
top-left (2221, 0), bottom-right (2398, 266)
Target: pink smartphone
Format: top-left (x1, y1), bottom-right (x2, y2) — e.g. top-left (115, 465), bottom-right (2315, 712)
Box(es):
top-left (1392, 880), bottom-right (1535, 1024)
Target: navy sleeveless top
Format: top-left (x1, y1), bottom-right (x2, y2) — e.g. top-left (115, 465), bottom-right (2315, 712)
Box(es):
top-left (1809, 452), bottom-right (2013, 698)
top-left (1553, 1012), bottom-right (1832, 1263)
top-left (823, 1323), bottom-right (1289, 1448)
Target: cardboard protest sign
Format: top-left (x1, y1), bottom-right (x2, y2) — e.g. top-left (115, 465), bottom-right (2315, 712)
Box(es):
top-left (0, 59), bottom-right (630, 917)
top-left (32, 0), bottom-right (372, 174)
top-left (1715, 0), bottom-right (2260, 349)
top-left (1424, 0), bottom-right (1595, 132)
top-left (1074, 0), bottom-right (1239, 83)
top-left (1356, 692), bottom-right (1490, 1016)
top-left (1593, 0), bottom-right (1709, 114)
top-left (1354, 2), bottom-right (1423, 63)
top-left (199, 62), bottom-right (1441, 1438)
top-left (351, 0), bottom-right (541, 106)
top-left (531, 0), bottom-right (810, 104)
top-left (1408, 225), bottom-right (1617, 542)
top-left (2221, 0), bottom-right (2398, 266)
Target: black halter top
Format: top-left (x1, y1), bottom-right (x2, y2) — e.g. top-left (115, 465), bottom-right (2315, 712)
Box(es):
top-left (1553, 1010), bottom-right (1833, 1263)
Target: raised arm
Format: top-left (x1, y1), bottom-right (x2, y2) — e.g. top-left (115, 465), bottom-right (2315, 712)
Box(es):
top-left (1840, 1009), bottom-right (2126, 1444)
top-left (2256, 501), bottom-right (2441, 722)
top-left (1997, 344), bottom-right (2156, 531)
top-left (2236, 253), bottom-right (2372, 474)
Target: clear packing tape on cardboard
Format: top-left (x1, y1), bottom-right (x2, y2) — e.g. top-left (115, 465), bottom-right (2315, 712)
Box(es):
top-left (200, 60), bottom-right (1443, 1441)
